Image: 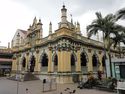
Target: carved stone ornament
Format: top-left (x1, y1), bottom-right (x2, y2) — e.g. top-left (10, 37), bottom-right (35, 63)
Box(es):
top-left (88, 49), bottom-right (91, 53)
top-left (26, 52), bottom-right (29, 55)
top-left (48, 47), bottom-right (52, 50)
top-left (99, 51), bottom-right (102, 54)
top-left (36, 49), bottom-right (39, 53)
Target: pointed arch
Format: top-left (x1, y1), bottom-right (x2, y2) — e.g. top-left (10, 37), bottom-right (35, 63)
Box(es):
top-left (80, 52), bottom-right (88, 66)
top-left (92, 54), bottom-right (98, 66)
top-left (92, 53), bottom-right (99, 72)
top-left (29, 55), bottom-right (36, 72)
top-left (21, 56), bottom-right (26, 68)
top-left (80, 51), bottom-right (88, 73)
top-left (71, 53), bottom-right (77, 72)
top-left (40, 52), bottom-right (48, 72)
top-left (52, 52), bottom-right (58, 72)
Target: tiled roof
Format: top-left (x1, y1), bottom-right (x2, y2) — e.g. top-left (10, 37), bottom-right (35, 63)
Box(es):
top-left (18, 29), bottom-right (27, 35)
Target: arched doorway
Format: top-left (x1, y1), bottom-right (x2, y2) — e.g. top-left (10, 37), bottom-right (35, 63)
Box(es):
top-left (81, 52), bottom-right (87, 73)
top-left (92, 54), bottom-right (98, 72)
top-left (30, 55), bottom-right (36, 72)
top-left (41, 53), bottom-right (48, 72)
top-left (53, 53), bottom-right (58, 72)
top-left (21, 57), bottom-right (26, 71)
top-left (71, 53), bottom-right (76, 72)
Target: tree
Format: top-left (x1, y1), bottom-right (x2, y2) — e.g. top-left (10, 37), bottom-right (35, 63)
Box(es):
top-left (87, 12), bottom-right (124, 77)
top-left (116, 8), bottom-right (125, 20)
top-left (111, 31), bottom-right (125, 57)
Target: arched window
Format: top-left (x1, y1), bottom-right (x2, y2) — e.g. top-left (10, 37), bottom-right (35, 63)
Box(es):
top-left (41, 53), bottom-right (48, 66)
top-left (71, 53), bottom-right (76, 72)
top-left (54, 54), bottom-right (58, 66)
top-left (22, 57), bottom-right (26, 68)
top-left (52, 53), bottom-right (58, 72)
top-left (71, 54), bottom-right (75, 66)
top-left (40, 53), bottom-right (48, 72)
top-left (92, 54), bottom-right (98, 66)
top-left (30, 55), bottom-right (36, 72)
top-left (81, 52), bottom-right (87, 66)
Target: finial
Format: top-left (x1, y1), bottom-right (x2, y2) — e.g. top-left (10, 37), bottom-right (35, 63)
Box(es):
top-left (29, 25), bottom-right (31, 28)
top-left (37, 19), bottom-right (42, 25)
top-left (39, 19), bottom-right (41, 23)
top-left (34, 16), bottom-right (36, 21)
top-left (50, 22), bottom-right (52, 25)
top-left (62, 2), bottom-right (66, 9)
top-left (33, 16), bottom-right (37, 24)
top-left (77, 21), bottom-right (79, 25)
top-left (49, 21), bottom-right (52, 34)
top-left (70, 14), bottom-right (73, 23)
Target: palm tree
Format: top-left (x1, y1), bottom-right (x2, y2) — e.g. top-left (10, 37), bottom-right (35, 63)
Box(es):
top-left (111, 31), bottom-right (125, 57)
top-left (87, 12), bottom-right (124, 77)
top-left (115, 8), bottom-right (125, 57)
top-left (116, 8), bottom-right (125, 20)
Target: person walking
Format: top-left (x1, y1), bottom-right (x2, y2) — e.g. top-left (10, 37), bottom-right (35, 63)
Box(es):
top-left (26, 88), bottom-right (31, 94)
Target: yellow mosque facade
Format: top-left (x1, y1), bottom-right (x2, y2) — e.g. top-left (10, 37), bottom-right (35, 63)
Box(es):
top-left (11, 5), bottom-right (119, 83)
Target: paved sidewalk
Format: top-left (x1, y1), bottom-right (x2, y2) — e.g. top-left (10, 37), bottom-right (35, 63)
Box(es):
top-left (0, 78), bottom-right (116, 94)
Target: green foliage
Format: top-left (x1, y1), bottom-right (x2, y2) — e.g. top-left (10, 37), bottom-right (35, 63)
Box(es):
top-left (87, 12), bottom-right (125, 50)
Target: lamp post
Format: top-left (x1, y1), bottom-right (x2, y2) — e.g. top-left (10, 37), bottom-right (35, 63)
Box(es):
top-left (16, 33), bottom-right (20, 94)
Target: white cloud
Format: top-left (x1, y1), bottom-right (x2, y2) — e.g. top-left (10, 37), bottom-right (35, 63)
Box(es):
top-left (0, 0), bottom-right (37, 46)
top-left (1, 0), bottom-right (125, 47)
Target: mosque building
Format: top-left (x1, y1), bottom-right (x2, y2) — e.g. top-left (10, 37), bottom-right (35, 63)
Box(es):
top-left (11, 5), bottom-right (119, 83)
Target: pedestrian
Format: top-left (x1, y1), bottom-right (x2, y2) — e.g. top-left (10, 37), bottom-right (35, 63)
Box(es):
top-left (26, 88), bottom-right (31, 94)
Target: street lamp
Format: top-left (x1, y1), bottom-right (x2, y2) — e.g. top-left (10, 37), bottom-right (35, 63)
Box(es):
top-left (16, 33), bottom-right (20, 94)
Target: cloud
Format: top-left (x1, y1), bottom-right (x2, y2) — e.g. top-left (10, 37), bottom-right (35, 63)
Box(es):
top-left (0, 0), bottom-right (36, 46)
top-left (1, 0), bottom-right (125, 46)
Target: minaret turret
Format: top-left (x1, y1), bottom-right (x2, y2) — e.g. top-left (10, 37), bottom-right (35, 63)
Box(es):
top-left (33, 17), bottom-right (37, 24)
top-left (76, 22), bottom-right (81, 34)
top-left (70, 14), bottom-right (73, 24)
top-left (49, 22), bottom-right (52, 34)
top-left (8, 42), bottom-right (10, 49)
top-left (37, 19), bottom-right (43, 29)
top-left (60, 4), bottom-right (68, 28)
top-left (37, 19), bottom-right (43, 38)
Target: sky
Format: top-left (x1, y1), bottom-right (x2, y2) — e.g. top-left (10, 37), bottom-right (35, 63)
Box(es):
top-left (0, 0), bottom-right (125, 47)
